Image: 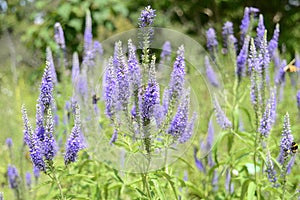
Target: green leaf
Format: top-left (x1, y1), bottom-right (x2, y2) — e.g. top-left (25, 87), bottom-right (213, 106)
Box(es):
top-left (57, 3), bottom-right (72, 21)
top-left (68, 18), bottom-right (82, 32)
top-left (247, 182), bottom-right (256, 200)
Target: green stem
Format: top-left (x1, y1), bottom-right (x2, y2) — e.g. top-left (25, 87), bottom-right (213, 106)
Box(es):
top-left (141, 172), bottom-right (151, 199)
top-left (47, 163), bottom-right (64, 200)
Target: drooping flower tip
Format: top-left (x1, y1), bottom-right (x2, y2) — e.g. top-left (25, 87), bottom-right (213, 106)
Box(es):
top-left (7, 165), bottom-right (19, 189)
top-left (213, 96), bottom-right (232, 130)
top-left (268, 24), bottom-right (280, 57)
top-left (236, 36), bottom-right (250, 81)
top-left (138, 6), bottom-right (156, 28)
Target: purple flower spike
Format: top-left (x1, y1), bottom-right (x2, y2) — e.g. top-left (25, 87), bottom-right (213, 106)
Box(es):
top-left (54, 22), bottom-right (66, 50)
top-left (71, 52), bottom-right (80, 85)
top-left (265, 151), bottom-right (277, 185)
top-left (168, 90), bottom-right (190, 138)
top-left (213, 96), bottom-right (232, 130)
top-left (83, 10), bottom-right (93, 59)
top-left (140, 56), bottom-right (160, 123)
top-left (297, 90), bottom-right (300, 110)
top-left (160, 41), bottom-right (172, 61)
top-left (104, 57), bottom-right (117, 119)
top-left (236, 36), bottom-right (250, 82)
top-left (222, 21), bottom-right (234, 49)
top-left (205, 56), bottom-right (219, 87)
top-left (22, 105), bottom-right (32, 146)
top-left (33, 167), bottom-right (40, 180)
top-left (64, 104), bottom-right (85, 165)
top-left (114, 41), bottom-right (130, 110)
top-left (274, 60), bottom-right (286, 85)
top-left (278, 113), bottom-right (294, 165)
top-left (29, 130), bottom-right (46, 171)
top-left (295, 53), bottom-right (300, 68)
top-left (268, 24), bottom-right (280, 58)
top-left (168, 45), bottom-right (185, 106)
top-left (206, 28), bottom-right (218, 54)
top-left (46, 47), bottom-right (57, 85)
top-left (109, 130), bottom-right (118, 145)
top-left (206, 119), bottom-right (214, 150)
top-left (38, 61), bottom-right (53, 112)
top-left (128, 39), bottom-right (141, 91)
top-left (258, 100), bottom-right (272, 138)
top-left (179, 112), bottom-right (197, 143)
top-left (138, 6), bottom-right (156, 28)
top-left (194, 148), bottom-right (206, 173)
top-left (255, 14), bottom-right (265, 47)
top-left (240, 7), bottom-right (250, 42)
top-left (43, 109), bottom-right (57, 161)
top-left (6, 138), bottom-right (13, 148)
top-left (7, 165), bottom-right (19, 189)
top-left (25, 172), bottom-right (32, 188)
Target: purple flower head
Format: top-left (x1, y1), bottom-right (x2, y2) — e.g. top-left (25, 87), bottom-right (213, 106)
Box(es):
top-left (22, 105), bottom-right (32, 146)
top-left (25, 172), bottom-right (32, 188)
top-left (249, 7), bottom-right (260, 13)
top-left (206, 28), bottom-right (218, 53)
top-left (104, 57), bottom-right (117, 119)
top-left (168, 89), bottom-right (190, 138)
top-left (6, 138), bottom-right (12, 148)
top-left (297, 90), bottom-right (300, 110)
top-left (236, 36), bottom-right (250, 81)
top-left (140, 56), bottom-right (160, 124)
top-left (114, 41), bottom-right (130, 110)
top-left (268, 24), bottom-right (280, 58)
top-left (287, 155), bottom-right (296, 174)
top-left (168, 45), bottom-right (185, 106)
top-left (274, 60), bottom-right (286, 85)
top-left (255, 14), bottom-right (265, 47)
top-left (160, 41), bottom-right (172, 61)
top-left (265, 151), bottom-right (277, 185)
top-left (7, 165), bottom-right (19, 189)
top-left (33, 167), bottom-right (40, 180)
top-left (54, 22), bottom-right (66, 50)
top-left (205, 56), bottom-right (219, 87)
top-left (278, 113), bottom-right (294, 165)
top-left (35, 104), bottom-right (45, 141)
top-left (128, 39), bottom-right (141, 91)
top-left (64, 104), bottom-right (85, 165)
top-left (43, 108), bottom-right (57, 161)
top-left (46, 47), bottom-right (57, 85)
top-left (138, 5), bottom-right (156, 28)
top-left (179, 112), bottom-right (197, 143)
top-left (71, 52), bottom-right (80, 85)
top-left (38, 61), bottom-right (53, 111)
top-left (109, 130), bottom-right (118, 145)
top-left (194, 148), bottom-right (206, 173)
top-left (269, 88), bottom-right (277, 125)
top-left (213, 96), bottom-right (232, 130)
